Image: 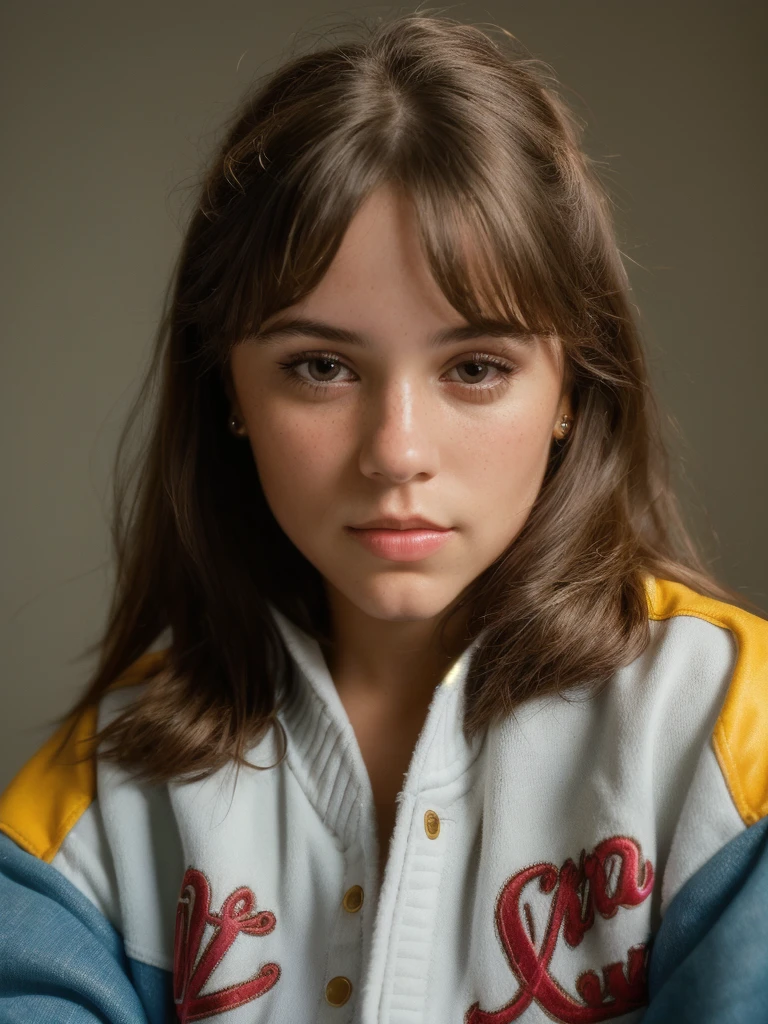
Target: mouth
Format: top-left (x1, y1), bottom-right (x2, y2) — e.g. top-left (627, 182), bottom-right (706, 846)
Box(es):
top-left (349, 516), bottom-right (451, 531)
top-left (345, 525), bottom-right (455, 561)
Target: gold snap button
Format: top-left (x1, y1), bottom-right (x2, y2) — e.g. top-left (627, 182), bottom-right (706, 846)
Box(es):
top-left (325, 975), bottom-right (353, 1006)
top-left (342, 884), bottom-right (364, 913)
top-left (424, 809), bottom-right (440, 839)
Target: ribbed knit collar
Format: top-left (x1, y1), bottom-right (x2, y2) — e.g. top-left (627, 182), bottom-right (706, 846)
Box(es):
top-left (266, 602), bottom-right (489, 849)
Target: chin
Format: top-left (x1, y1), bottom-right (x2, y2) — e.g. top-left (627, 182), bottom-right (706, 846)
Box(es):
top-left (326, 574), bottom-right (463, 624)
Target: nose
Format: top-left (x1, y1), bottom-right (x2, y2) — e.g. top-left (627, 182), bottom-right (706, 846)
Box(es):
top-left (356, 378), bottom-right (441, 483)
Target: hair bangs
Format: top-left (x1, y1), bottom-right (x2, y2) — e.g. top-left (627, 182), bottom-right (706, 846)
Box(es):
top-left (405, 178), bottom-right (564, 343)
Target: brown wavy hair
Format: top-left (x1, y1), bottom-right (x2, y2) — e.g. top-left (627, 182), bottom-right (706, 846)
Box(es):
top-left (57, 11), bottom-right (746, 784)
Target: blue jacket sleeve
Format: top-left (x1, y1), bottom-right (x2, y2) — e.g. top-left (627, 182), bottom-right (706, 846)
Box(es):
top-left (642, 813), bottom-right (768, 1023)
top-left (0, 831), bottom-right (173, 1024)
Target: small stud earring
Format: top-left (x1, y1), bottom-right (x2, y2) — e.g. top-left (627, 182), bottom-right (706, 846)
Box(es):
top-left (228, 414), bottom-right (247, 437)
top-left (556, 414), bottom-right (572, 440)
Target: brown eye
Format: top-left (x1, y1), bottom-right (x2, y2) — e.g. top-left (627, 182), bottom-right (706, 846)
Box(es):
top-left (454, 360), bottom-right (492, 384)
top-left (305, 356), bottom-right (345, 382)
top-left (447, 354), bottom-right (519, 391)
top-left (277, 349), bottom-right (519, 398)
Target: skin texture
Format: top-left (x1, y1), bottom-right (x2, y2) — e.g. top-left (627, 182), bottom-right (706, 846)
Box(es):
top-left (230, 183), bottom-right (571, 872)
top-left (229, 181), bottom-right (570, 721)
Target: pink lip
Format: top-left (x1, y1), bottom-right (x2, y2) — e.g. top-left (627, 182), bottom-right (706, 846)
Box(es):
top-left (346, 526), bottom-right (454, 561)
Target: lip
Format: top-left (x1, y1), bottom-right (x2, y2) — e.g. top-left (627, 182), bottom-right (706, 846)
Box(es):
top-left (350, 515), bottom-right (450, 530)
top-left (346, 526), bottom-right (455, 561)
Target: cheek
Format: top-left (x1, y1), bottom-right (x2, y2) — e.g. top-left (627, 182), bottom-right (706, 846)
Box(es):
top-left (245, 402), bottom-right (346, 521)
top-left (460, 416), bottom-right (553, 539)
top-left (458, 389), bottom-right (555, 478)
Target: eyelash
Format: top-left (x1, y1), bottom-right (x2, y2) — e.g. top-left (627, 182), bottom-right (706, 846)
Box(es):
top-left (276, 350), bottom-right (520, 399)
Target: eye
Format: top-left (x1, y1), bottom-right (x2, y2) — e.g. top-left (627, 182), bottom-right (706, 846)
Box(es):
top-left (451, 357), bottom-right (511, 386)
top-left (277, 350), bottom-right (520, 398)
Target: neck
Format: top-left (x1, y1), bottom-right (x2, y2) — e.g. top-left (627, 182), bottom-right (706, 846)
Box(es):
top-left (319, 588), bottom-right (472, 712)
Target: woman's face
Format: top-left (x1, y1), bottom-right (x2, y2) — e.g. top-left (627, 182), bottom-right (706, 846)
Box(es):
top-left (229, 184), bottom-right (570, 630)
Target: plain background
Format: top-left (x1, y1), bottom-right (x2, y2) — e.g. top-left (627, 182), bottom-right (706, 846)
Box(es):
top-left (1, 1), bottom-right (766, 789)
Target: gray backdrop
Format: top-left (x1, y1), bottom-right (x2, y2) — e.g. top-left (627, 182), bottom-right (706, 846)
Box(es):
top-left (2, 0), bottom-right (766, 789)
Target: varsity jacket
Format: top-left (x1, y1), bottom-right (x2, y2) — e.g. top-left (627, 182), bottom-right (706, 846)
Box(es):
top-left (1, 577), bottom-right (767, 1024)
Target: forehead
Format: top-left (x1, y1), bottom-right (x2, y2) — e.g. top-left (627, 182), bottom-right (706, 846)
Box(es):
top-left (258, 185), bottom-right (539, 341)
top-left (293, 187), bottom-right (450, 320)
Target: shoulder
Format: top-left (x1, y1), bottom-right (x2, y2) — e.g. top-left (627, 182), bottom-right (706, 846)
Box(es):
top-left (642, 581), bottom-right (768, 1014)
top-left (644, 576), bottom-right (768, 828)
top-left (0, 648), bottom-right (169, 866)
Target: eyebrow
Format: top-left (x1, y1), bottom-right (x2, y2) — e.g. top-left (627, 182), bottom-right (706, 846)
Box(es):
top-left (251, 315), bottom-right (538, 348)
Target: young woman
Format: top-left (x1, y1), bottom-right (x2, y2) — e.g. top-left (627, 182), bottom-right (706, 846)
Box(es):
top-left (1, 12), bottom-right (766, 1024)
